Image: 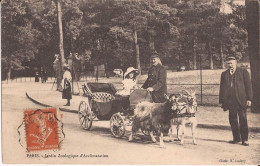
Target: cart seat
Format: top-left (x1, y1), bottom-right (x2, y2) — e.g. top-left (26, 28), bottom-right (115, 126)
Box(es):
top-left (86, 82), bottom-right (117, 95)
top-left (92, 92), bottom-right (115, 103)
top-left (82, 82), bottom-right (118, 102)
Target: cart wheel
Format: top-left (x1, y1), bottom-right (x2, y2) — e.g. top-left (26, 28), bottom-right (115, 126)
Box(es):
top-left (78, 100), bottom-right (93, 130)
top-left (110, 113), bottom-right (125, 138)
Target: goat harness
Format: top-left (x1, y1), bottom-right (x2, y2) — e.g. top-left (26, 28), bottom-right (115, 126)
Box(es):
top-left (174, 103), bottom-right (197, 118)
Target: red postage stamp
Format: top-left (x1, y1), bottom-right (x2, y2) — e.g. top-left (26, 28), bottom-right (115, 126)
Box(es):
top-left (23, 108), bottom-right (63, 151)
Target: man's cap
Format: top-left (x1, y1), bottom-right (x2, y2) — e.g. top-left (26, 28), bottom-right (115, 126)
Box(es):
top-left (150, 51), bottom-right (159, 59)
top-left (225, 56), bottom-right (237, 61)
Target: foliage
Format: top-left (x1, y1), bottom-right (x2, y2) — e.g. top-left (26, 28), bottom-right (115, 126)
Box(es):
top-left (1, 0), bottom-right (249, 79)
top-left (1, 0), bottom-right (44, 79)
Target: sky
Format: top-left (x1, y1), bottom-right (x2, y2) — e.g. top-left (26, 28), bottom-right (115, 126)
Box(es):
top-left (220, 0), bottom-right (245, 13)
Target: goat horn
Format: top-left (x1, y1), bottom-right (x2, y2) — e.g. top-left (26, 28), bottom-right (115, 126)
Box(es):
top-left (182, 90), bottom-right (191, 95)
top-left (164, 93), bottom-right (169, 100)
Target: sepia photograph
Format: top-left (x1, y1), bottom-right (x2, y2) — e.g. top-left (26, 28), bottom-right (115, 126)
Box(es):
top-left (1, 0), bottom-right (260, 165)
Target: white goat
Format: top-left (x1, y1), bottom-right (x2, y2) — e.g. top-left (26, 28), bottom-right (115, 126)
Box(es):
top-left (169, 90), bottom-right (198, 145)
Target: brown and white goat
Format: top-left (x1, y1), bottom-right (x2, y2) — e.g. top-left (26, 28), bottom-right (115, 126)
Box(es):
top-left (129, 97), bottom-right (176, 148)
top-left (169, 90), bottom-right (198, 145)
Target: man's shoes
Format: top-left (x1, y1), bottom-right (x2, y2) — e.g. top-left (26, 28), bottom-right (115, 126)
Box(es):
top-left (242, 141), bottom-right (249, 146)
top-left (228, 140), bottom-right (240, 144)
top-left (64, 103), bottom-right (70, 106)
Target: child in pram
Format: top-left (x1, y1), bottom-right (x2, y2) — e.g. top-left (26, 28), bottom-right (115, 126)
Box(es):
top-left (116, 67), bottom-right (139, 96)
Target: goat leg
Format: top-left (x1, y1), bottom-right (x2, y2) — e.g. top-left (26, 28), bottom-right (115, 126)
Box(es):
top-left (128, 132), bottom-right (134, 142)
top-left (174, 125), bottom-right (181, 141)
top-left (168, 121), bottom-right (174, 142)
top-left (180, 123), bottom-right (185, 145)
top-left (150, 131), bottom-right (157, 143)
top-left (159, 132), bottom-right (165, 148)
top-left (169, 127), bottom-right (173, 142)
top-left (191, 119), bottom-right (197, 145)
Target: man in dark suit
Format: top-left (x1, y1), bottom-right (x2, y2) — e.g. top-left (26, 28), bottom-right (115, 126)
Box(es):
top-left (142, 52), bottom-right (167, 103)
top-left (219, 56), bottom-right (253, 146)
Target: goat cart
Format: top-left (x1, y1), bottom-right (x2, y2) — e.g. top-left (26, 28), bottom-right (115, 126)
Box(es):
top-left (78, 82), bottom-right (153, 138)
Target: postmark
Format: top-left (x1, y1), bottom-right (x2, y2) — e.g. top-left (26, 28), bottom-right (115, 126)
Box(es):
top-left (18, 108), bottom-right (65, 151)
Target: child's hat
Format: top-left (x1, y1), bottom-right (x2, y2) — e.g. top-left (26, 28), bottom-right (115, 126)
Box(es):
top-left (124, 67), bottom-right (138, 78)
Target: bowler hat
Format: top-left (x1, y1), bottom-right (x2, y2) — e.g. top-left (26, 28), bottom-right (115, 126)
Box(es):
top-left (225, 56), bottom-right (237, 61)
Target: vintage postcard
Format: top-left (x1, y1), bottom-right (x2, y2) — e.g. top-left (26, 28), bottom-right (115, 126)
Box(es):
top-left (1, 0), bottom-right (260, 165)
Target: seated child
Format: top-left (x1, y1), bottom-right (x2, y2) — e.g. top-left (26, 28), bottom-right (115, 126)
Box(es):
top-left (116, 67), bottom-right (139, 96)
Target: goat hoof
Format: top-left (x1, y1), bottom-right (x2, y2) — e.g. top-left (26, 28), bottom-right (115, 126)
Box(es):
top-left (193, 141), bottom-right (197, 145)
top-left (180, 141), bottom-right (184, 145)
top-left (128, 137), bottom-right (133, 142)
top-left (152, 138), bottom-right (157, 143)
top-left (174, 138), bottom-right (181, 142)
top-left (160, 144), bottom-right (166, 148)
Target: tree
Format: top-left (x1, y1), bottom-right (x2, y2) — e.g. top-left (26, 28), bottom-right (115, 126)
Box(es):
top-left (169, 1), bottom-right (202, 70)
top-left (56, 0), bottom-right (65, 66)
top-left (164, 1), bottom-right (220, 69)
top-left (111, 1), bottom-right (179, 72)
top-left (76, 1), bottom-right (132, 70)
top-left (2, 0), bottom-right (250, 80)
top-left (111, 1), bottom-right (150, 73)
top-left (1, 0), bottom-right (43, 80)
top-left (246, 0), bottom-right (260, 113)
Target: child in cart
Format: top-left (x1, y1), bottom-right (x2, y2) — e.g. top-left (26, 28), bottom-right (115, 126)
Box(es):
top-left (116, 67), bottom-right (139, 96)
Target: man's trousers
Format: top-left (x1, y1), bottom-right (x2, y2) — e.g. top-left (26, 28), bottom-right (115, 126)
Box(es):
top-left (229, 108), bottom-right (248, 142)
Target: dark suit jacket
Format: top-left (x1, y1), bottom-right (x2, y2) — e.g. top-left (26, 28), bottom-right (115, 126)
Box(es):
top-left (142, 64), bottom-right (167, 103)
top-left (219, 67), bottom-right (253, 109)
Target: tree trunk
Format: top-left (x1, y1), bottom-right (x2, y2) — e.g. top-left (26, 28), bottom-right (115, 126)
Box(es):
top-left (220, 42), bottom-right (225, 69)
top-left (7, 68), bottom-right (11, 81)
top-left (246, 0), bottom-right (260, 113)
top-left (134, 30), bottom-right (141, 74)
top-left (7, 58), bottom-right (12, 81)
top-left (208, 41), bottom-right (214, 69)
top-left (57, 0), bottom-right (65, 65)
top-left (56, 0), bottom-right (64, 91)
top-left (187, 59), bottom-right (191, 70)
top-left (149, 38), bottom-right (155, 50)
top-left (193, 37), bottom-right (197, 70)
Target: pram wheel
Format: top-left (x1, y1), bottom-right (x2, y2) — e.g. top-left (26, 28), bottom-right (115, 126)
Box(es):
top-left (78, 100), bottom-right (93, 130)
top-left (110, 113), bottom-right (125, 138)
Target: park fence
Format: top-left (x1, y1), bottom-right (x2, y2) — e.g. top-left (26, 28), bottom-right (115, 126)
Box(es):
top-left (110, 82), bottom-right (220, 106)
top-left (2, 75), bottom-right (220, 106)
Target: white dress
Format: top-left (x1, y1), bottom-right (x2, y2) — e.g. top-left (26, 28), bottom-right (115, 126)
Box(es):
top-left (62, 70), bottom-right (72, 89)
top-left (116, 78), bottom-right (137, 96)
